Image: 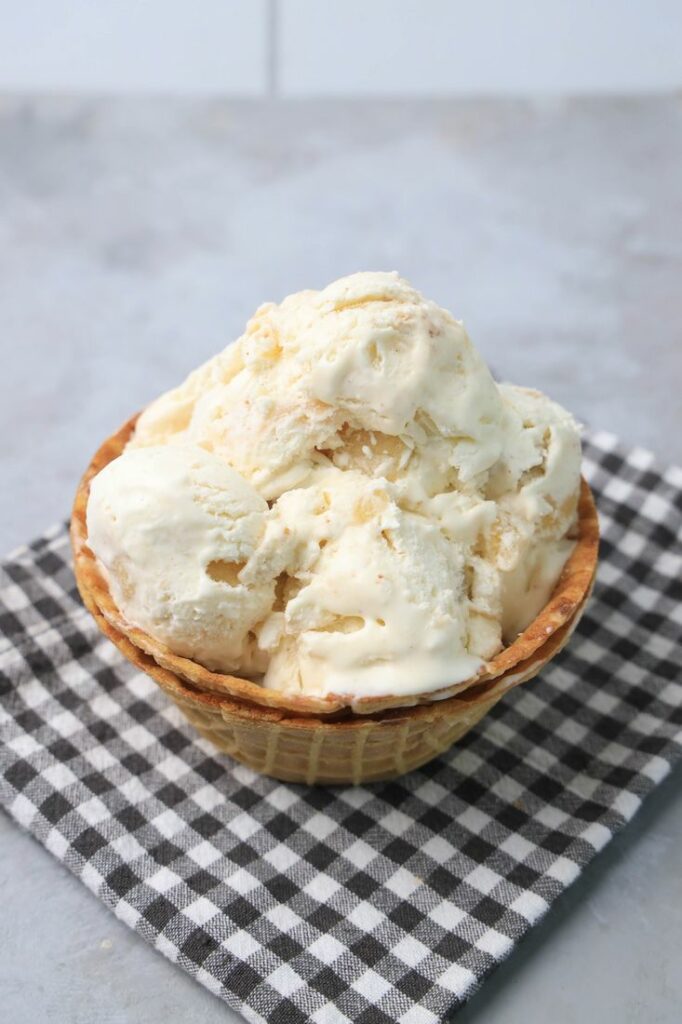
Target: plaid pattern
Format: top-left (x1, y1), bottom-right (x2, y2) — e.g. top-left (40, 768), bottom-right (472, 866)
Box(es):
top-left (1, 430), bottom-right (681, 1024)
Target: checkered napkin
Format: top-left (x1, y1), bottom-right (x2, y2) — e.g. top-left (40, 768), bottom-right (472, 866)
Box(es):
top-left (1, 432), bottom-right (681, 1024)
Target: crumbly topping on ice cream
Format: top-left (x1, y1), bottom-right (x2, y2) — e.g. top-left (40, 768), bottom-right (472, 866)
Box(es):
top-left (87, 272), bottom-right (581, 698)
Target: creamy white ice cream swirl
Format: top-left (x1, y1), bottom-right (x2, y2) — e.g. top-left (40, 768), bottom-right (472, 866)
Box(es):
top-left (87, 272), bottom-right (581, 698)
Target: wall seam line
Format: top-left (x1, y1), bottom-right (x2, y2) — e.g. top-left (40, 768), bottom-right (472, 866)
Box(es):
top-left (266, 0), bottom-right (279, 97)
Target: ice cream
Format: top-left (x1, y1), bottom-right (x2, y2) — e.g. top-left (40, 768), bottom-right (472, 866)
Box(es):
top-left (249, 469), bottom-right (483, 698)
top-left (86, 445), bottom-right (273, 675)
top-left (132, 272), bottom-right (504, 500)
top-left (87, 271), bottom-right (582, 700)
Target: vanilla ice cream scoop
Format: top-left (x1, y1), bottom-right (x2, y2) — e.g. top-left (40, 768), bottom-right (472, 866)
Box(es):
top-left (131, 272), bottom-right (505, 500)
top-left (249, 470), bottom-right (484, 699)
top-left (91, 271), bottom-right (583, 701)
top-left (86, 444), bottom-right (274, 674)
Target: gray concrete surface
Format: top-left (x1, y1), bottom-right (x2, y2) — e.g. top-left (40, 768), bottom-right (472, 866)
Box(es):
top-left (1, 96), bottom-right (681, 1022)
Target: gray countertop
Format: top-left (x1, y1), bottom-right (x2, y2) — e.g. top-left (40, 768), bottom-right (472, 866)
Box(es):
top-left (1, 95), bottom-right (681, 1023)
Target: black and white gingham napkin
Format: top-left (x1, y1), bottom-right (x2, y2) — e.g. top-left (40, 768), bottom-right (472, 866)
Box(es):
top-left (1, 431), bottom-right (681, 1024)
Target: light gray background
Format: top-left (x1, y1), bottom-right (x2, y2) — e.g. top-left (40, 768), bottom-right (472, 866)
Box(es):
top-left (1, 96), bottom-right (681, 1023)
top-left (1, 1), bottom-right (682, 96)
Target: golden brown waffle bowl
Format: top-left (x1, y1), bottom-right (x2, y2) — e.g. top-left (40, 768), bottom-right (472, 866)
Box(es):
top-left (71, 415), bottom-right (599, 784)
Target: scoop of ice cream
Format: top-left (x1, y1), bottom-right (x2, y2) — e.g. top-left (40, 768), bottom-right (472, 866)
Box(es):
top-left (423, 384), bottom-right (581, 648)
top-left (496, 384), bottom-right (582, 538)
top-left (487, 385), bottom-right (581, 640)
top-left (86, 444), bottom-right (274, 674)
top-left (105, 271), bottom-right (583, 700)
top-left (131, 272), bottom-right (505, 501)
top-left (249, 470), bottom-right (484, 699)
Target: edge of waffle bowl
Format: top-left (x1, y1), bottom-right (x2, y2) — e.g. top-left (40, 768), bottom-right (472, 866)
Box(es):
top-left (79, 568), bottom-right (594, 784)
top-left (71, 414), bottom-right (600, 722)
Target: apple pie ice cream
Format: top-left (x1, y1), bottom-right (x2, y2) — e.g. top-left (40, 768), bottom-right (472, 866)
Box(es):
top-left (86, 272), bottom-right (582, 701)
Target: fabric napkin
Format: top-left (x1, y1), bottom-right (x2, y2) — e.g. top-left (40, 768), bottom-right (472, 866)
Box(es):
top-left (0, 430), bottom-right (680, 1024)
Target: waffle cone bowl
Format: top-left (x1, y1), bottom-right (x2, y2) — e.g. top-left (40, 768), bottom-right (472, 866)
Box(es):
top-left (71, 416), bottom-right (599, 785)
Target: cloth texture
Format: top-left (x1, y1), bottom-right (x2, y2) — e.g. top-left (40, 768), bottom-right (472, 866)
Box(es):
top-left (1, 430), bottom-right (681, 1024)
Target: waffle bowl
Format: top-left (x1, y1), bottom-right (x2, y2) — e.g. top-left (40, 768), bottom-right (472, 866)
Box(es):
top-left (71, 416), bottom-right (599, 785)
